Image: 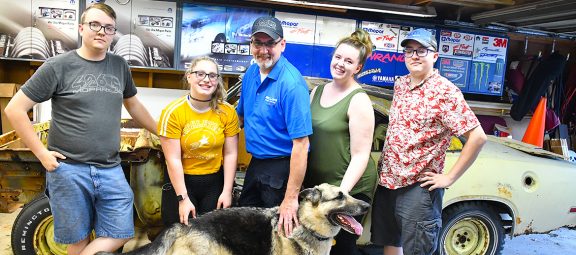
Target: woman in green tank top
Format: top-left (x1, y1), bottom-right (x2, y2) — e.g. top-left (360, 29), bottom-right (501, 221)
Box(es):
top-left (305, 29), bottom-right (378, 255)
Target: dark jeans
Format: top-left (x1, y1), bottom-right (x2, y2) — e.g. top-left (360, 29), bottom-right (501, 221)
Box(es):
top-left (237, 157), bottom-right (290, 208)
top-left (371, 183), bottom-right (444, 255)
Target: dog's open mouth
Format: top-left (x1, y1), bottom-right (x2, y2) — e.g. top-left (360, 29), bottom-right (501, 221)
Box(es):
top-left (329, 213), bottom-right (363, 235)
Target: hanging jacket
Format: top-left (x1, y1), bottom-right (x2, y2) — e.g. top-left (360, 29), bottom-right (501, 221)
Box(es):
top-left (510, 53), bottom-right (567, 121)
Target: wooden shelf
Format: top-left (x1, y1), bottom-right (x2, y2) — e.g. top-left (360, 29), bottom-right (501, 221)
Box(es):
top-left (0, 58), bottom-right (239, 90)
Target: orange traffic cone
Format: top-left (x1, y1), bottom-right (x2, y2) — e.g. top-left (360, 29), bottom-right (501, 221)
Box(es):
top-left (522, 97), bottom-right (546, 147)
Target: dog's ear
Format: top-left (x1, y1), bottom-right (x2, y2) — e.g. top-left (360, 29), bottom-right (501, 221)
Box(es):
top-left (300, 187), bottom-right (321, 205)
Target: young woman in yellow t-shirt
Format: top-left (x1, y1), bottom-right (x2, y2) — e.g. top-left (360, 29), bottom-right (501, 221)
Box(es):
top-left (158, 56), bottom-right (240, 226)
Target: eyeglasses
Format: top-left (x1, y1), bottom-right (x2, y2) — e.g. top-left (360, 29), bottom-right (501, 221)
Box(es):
top-left (191, 71), bottom-right (219, 81)
top-left (250, 39), bottom-right (281, 49)
top-left (403, 47), bottom-right (435, 57)
top-left (84, 21), bottom-right (117, 35)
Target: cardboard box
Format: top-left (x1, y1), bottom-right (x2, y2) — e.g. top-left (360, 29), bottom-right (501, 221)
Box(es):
top-left (549, 139), bottom-right (563, 155)
top-left (0, 83), bottom-right (20, 134)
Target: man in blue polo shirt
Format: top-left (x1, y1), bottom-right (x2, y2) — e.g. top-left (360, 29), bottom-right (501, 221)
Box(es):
top-left (236, 16), bottom-right (312, 237)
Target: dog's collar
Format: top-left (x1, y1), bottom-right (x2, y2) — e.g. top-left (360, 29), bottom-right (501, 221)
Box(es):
top-left (302, 225), bottom-right (330, 241)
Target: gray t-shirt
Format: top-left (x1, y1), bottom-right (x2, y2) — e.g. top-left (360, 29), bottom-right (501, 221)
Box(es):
top-left (21, 50), bottom-right (137, 167)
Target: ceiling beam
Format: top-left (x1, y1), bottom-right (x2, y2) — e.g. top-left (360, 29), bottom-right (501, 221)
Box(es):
top-left (243, 0), bottom-right (346, 12)
top-left (512, 16), bottom-right (576, 27)
top-left (428, 0), bottom-right (495, 8)
top-left (506, 10), bottom-right (576, 24)
top-left (472, 0), bottom-right (576, 25)
top-left (552, 28), bottom-right (576, 34)
top-left (244, 0), bottom-right (437, 17)
top-left (452, 0), bottom-right (514, 5)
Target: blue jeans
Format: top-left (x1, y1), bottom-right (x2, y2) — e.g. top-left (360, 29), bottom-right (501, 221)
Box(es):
top-left (46, 162), bottom-right (134, 244)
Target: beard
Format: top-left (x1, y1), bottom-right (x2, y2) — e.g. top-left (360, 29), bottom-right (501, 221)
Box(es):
top-left (255, 55), bottom-right (275, 70)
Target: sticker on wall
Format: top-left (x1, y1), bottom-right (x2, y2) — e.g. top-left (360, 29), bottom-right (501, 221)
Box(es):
top-left (469, 35), bottom-right (507, 95)
top-left (439, 57), bottom-right (470, 89)
top-left (361, 21), bottom-right (400, 52)
top-left (469, 59), bottom-right (505, 95)
top-left (438, 30), bottom-right (475, 60)
top-left (276, 12), bottom-right (315, 45)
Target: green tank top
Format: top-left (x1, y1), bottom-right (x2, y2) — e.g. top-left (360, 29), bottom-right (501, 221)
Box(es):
top-left (305, 84), bottom-right (377, 198)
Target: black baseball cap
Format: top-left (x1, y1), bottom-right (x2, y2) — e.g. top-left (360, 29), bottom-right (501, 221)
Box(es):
top-left (251, 16), bottom-right (283, 40)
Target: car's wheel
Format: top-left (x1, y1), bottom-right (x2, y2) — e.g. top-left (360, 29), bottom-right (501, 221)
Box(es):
top-left (437, 202), bottom-right (504, 255)
top-left (11, 194), bottom-right (68, 255)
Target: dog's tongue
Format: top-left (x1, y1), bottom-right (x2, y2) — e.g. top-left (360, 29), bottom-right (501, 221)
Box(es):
top-left (339, 214), bottom-right (363, 235)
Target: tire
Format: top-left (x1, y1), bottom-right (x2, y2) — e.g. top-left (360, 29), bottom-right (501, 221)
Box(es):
top-left (437, 202), bottom-right (505, 255)
top-left (11, 194), bottom-right (68, 255)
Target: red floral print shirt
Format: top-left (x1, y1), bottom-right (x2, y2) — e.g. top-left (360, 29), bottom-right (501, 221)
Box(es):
top-left (378, 69), bottom-right (480, 189)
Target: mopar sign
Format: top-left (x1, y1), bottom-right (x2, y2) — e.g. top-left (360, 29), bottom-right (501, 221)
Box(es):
top-left (281, 20), bottom-right (298, 27)
top-left (363, 27), bottom-right (384, 34)
top-left (441, 37), bottom-right (461, 43)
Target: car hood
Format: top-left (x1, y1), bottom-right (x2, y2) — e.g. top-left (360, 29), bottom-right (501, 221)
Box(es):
top-left (488, 135), bottom-right (567, 161)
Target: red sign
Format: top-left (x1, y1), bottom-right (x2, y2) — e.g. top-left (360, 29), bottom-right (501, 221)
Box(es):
top-left (493, 38), bottom-right (508, 48)
top-left (369, 52), bottom-right (404, 63)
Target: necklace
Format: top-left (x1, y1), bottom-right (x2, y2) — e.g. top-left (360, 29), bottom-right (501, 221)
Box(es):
top-left (189, 95), bottom-right (212, 102)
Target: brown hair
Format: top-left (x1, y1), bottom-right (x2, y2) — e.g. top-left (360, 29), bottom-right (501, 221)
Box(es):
top-left (184, 56), bottom-right (227, 112)
top-left (81, 3), bottom-right (116, 23)
top-left (335, 29), bottom-right (374, 69)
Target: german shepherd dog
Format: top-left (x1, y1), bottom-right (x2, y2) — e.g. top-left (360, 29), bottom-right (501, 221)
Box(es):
top-left (97, 183), bottom-right (369, 255)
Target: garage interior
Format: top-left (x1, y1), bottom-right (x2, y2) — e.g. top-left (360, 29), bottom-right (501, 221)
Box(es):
top-left (0, 1), bottom-right (575, 255)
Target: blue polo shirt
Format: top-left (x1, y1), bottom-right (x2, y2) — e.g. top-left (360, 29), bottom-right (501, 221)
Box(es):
top-left (237, 55), bottom-right (312, 159)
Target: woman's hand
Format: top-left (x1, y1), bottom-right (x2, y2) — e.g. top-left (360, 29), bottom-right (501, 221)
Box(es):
top-left (216, 191), bottom-right (232, 209)
top-left (179, 197), bottom-right (196, 225)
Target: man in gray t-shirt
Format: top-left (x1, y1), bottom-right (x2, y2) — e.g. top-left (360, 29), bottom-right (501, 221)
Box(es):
top-left (4, 3), bottom-right (156, 255)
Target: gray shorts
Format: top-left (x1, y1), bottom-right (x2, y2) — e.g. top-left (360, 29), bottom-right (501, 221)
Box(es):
top-left (370, 183), bottom-right (444, 255)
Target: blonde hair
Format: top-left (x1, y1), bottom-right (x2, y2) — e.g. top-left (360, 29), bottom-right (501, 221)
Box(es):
top-left (81, 3), bottom-right (116, 23)
top-left (184, 56), bottom-right (227, 112)
top-left (335, 29), bottom-right (374, 69)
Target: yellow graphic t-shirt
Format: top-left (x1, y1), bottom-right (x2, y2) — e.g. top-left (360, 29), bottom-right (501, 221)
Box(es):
top-left (158, 95), bottom-right (240, 175)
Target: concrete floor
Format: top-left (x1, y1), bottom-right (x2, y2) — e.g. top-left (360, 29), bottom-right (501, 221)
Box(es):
top-left (0, 208), bottom-right (151, 255)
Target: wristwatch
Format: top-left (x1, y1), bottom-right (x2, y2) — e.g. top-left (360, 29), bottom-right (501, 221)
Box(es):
top-left (177, 194), bottom-right (187, 202)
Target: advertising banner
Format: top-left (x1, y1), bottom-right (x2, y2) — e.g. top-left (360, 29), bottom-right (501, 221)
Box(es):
top-left (361, 21), bottom-right (400, 52)
top-left (180, 4), bottom-right (267, 73)
top-left (276, 12), bottom-right (316, 77)
top-left (276, 12), bottom-right (315, 45)
top-left (472, 35), bottom-right (507, 63)
top-left (131, 0), bottom-right (177, 68)
top-left (439, 57), bottom-right (470, 89)
top-left (0, 0), bottom-right (79, 60)
top-left (438, 30), bottom-right (475, 60)
top-left (310, 16), bottom-right (356, 78)
top-left (468, 60), bottom-right (505, 95)
top-left (470, 35), bottom-right (507, 95)
top-left (87, 0), bottom-right (177, 68)
top-left (357, 21), bottom-right (405, 87)
top-left (358, 51), bottom-right (404, 87)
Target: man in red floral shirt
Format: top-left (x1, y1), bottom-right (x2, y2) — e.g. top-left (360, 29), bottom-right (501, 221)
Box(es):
top-left (370, 28), bottom-right (487, 255)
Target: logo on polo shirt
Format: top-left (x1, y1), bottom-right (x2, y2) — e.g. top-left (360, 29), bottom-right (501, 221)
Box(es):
top-left (265, 95), bottom-right (278, 106)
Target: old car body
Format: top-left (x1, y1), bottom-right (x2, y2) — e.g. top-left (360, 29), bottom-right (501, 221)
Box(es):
top-left (1, 82), bottom-right (575, 255)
